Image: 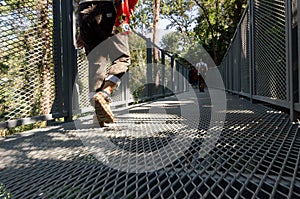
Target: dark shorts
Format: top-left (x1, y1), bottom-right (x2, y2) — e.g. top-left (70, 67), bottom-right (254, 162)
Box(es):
top-left (78, 2), bottom-right (116, 54)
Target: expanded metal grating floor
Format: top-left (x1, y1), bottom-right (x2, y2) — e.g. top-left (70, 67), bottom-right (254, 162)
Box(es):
top-left (0, 90), bottom-right (299, 199)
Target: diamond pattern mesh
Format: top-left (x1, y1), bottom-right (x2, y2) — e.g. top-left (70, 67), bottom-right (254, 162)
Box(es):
top-left (240, 10), bottom-right (250, 94)
top-left (232, 33), bottom-right (240, 92)
top-left (221, 0), bottom-right (289, 103)
top-left (77, 49), bottom-right (90, 110)
top-left (0, 0), bottom-right (299, 197)
top-left (0, 92), bottom-right (299, 198)
top-left (254, 0), bottom-right (287, 100)
top-left (0, 0), bottom-right (55, 122)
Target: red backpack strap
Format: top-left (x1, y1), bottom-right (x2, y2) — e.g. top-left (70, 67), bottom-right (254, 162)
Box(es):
top-left (114, 0), bottom-right (138, 34)
top-left (129, 0), bottom-right (138, 13)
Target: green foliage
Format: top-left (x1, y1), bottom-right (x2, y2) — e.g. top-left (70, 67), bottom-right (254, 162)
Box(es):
top-left (193, 0), bottom-right (248, 64)
top-left (131, 0), bottom-right (154, 32)
top-left (160, 32), bottom-right (183, 54)
top-left (161, 0), bottom-right (197, 34)
top-left (133, 0), bottom-right (247, 65)
top-left (0, 183), bottom-right (11, 199)
top-left (128, 33), bottom-right (148, 99)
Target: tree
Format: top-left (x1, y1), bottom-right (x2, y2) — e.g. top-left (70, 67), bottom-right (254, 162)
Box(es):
top-left (193, 0), bottom-right (247, 65)
top-left (161, 0), bottom-right (197, 41)
top-left (133, 0), bottom-right (247, 65)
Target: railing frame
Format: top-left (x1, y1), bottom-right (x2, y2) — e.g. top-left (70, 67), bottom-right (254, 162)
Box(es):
top-left (219, 0), bottom-right (297, 121)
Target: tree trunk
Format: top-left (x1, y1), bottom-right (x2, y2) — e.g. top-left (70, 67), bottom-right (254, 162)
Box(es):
top-left (195, 1), bottom-right (218, 63)
top-left (39, 0), bottom-right (52, 115)
top-left (153, 0), bottom-right (161, 89)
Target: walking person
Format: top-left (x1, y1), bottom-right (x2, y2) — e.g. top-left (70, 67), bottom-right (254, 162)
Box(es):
top-left (189, 67), bottom-right (198, 88)
top-left (76, 0), bottom-right (138, 127)
top-left (195, 59), bottom-right (208, 92)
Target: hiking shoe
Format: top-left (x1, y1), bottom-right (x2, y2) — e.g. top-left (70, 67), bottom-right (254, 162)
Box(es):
top-left (93, 91), bottom-right (114, 124)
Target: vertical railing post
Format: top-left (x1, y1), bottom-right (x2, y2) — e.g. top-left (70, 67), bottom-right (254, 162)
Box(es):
top-left (238, 27), bottom-right (242, 93)
top-left (179, 63), bottom-right (182, 93)
top-left (53, 0), bottom-right (63, 117)
top-left (223, 53), bottom-right (228, 91)
top-left (229, 49), bottom-right (233, 91)
top-left (175, 60), bottom-right (180, 93)
top-left (227, 55), bottom-right (229, 91)
top-left (225, 56), bottom-right (228, 90)
top-left (286, 0), bottom-right (294, 121)
top-left (61, 0), bottom-right (77, 122)
top-left (184, 67), bottom-right (188, 92)
top-left (298, 0), bottom-right (300, 112)
top-left (171, 55), bottom-right (175, 93)
top-left (161, 50), bottom-right (166, 97)
top-left (249, 0), bottom-right (256, 103)
top-left (146, 38), bottom-right (153, 98)
top-left (180, 64), bottom-right (184, 92)
top-left (124, 72), bottom-right (130, 107)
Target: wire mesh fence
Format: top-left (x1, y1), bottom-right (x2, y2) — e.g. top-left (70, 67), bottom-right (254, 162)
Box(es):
top-left (254, 0), bottom-right (287, 100)
top-left (0, 0), bottom-right (190, 132)
top-left (0, 0), bottom-right (299, 198)
top-left (240, 9), bottom-right (251, 95)
top-left (0, 0), bottom-right (59, 133)
top-left (218, 0), bottom-right (298, 120)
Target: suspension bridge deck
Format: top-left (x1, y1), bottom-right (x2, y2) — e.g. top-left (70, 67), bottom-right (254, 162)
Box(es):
top-left (0, 90), bottom-right (299, 198)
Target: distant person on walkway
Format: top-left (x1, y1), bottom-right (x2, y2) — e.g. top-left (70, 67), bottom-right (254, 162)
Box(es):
top-left (195, 59), bottom-right (208, 92)
top-left (189, 67), bottom-right (199, 88)
top-left (76, 0), bottom-right (138, 127)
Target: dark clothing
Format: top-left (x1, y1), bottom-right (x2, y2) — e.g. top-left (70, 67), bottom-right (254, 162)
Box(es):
top-left (189, 69), bottom-right (198, 87)
top-left (78, 2), bottom-right (116, 54)
top-left (78, 1), bottom-right (131, 92)
top-left (198, 74), bottom-right (205, 92)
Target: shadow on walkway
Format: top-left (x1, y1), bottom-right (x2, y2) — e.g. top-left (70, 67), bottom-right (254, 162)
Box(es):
top-left (0, 90), bottom-right (299, 198)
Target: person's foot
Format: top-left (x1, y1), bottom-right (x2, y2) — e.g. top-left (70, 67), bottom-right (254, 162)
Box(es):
top-left (93, 91), bottom-right (114, 124)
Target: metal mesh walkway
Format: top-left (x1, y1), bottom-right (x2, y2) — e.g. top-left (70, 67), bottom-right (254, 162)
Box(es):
top-left (0, 90), bottom-right (299, 198)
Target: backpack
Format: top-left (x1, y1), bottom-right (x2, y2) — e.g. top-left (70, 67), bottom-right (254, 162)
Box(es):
top-left (115, 0), bottom-right (138, 34)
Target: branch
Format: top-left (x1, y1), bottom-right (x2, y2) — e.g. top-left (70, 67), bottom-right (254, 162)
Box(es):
top-left (193, 0), bottom-right (218, 62)
top-left (193, 0), bottom-right (214, 36)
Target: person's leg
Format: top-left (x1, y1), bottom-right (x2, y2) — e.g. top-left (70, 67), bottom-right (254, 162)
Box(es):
top-left (78, 2), bottom-right (116, 126)
top-left (104, 33), bottom-right (131, 93)
top-left (92, 34), bottom-right (130, 126)
top-left (198, 75), bottom-right (201, 92)
top-left (199, 75), bottom-right (205, 92)
top-left (102, 72), bottom-right (125, 94)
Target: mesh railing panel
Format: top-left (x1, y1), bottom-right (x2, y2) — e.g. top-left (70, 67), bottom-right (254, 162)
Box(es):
top-left (76, 49), bottom-right (90, 110)
top-left (240, 10), bottom-right (250, 94)
top-left (228, 50), bottom-right (233, 91)
top-left (221, 0), bottom-right (291, 109)
top-left (232, 32), bottom-right (241, 92)
top-left (254, 0), bottom-right (287, 100)
top-left (164, 55), bottom-right (175, 94)
top-left (126, 35), bottom-right (147, 101)
top-left (219, 63), bottom-right (225, 90)
top-left (0, 0), bottom-right (56, 122)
